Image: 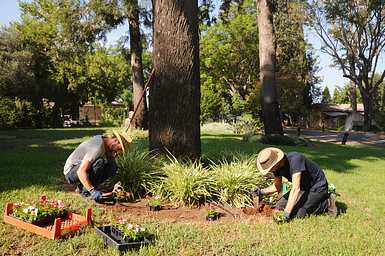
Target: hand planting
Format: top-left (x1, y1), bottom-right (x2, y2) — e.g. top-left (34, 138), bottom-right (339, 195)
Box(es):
top-left (12, 196), bottom-right (68, 226)
top-left (272, 211), bottom-right (289, 224)
top-left (113, 191), bottom-right (133, 202)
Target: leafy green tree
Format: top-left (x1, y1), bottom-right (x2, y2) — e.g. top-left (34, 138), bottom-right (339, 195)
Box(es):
top-left (321, 87), bottom-right (331, 104)
top-left (308, 0), bottom-right (385, 130)
top-left (200, 0), bottom-right (259, 121)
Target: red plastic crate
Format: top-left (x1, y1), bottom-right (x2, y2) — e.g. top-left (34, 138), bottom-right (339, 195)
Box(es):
top-left (3, 203), bottom-right (92, 240)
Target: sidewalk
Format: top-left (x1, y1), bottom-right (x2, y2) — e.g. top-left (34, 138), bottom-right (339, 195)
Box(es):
top-left (284, 128), bottom-right (385, 148)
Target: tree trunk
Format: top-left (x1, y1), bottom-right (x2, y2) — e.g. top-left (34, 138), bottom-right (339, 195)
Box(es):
top-left (349, 81), bottom-right (357, 113)
top-left (256, 0), bottom-right (283, 135)
top-left (150, 0), bottom-right (201, 159)
top-left (129, 1), bottom-right (147, 129)
top-left (361, 93), bottom-right (373, 131)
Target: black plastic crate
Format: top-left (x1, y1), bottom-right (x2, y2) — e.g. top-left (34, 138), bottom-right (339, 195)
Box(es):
top-left (95, 226), bottom-right (153, 251)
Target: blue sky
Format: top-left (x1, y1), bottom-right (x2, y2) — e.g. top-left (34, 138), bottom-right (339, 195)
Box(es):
top-left (1, 0), bottom-right (371, 93)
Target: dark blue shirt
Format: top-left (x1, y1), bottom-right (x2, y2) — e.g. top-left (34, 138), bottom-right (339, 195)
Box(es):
top-left (274, 152), bottom-right (328, 192)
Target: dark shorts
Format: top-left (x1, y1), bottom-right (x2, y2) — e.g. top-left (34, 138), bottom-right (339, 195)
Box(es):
top-left (65, 158), bottom-right (117, 189)
top-left (276, 189), bottom-right (329, 218)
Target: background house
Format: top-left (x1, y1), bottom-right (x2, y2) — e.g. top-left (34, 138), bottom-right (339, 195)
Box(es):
top-left (311, 103), bottom-right (364, 130)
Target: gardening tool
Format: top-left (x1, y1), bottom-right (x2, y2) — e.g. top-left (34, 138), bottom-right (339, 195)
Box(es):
top-left (113, 182), bottom-right (124, 193)
top-left (253, 195), bottom-right (260, 210)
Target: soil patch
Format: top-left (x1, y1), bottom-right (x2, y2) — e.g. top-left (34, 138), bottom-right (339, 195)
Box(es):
top-left (63, 180), bottom-right (274, 224)
top-left (95, 200), bottom-right (274, 225)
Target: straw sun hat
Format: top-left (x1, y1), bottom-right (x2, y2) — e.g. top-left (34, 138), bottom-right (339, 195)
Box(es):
top-left (256, 147), bottom-right (285, 175)
top-left (112, 130), bottom-right (133, 153)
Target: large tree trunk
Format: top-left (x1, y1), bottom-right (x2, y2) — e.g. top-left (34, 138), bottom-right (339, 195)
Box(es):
top-left (349, 81), bottom-right (357, 113)
top-left (362, 92), bottom-right (373, 131)
top-left (149, 0), bottom-right (201, 159)
top-left (256, 0), bottom-right (283, 135)
top-left (129, 1), bottom-right (147, 129)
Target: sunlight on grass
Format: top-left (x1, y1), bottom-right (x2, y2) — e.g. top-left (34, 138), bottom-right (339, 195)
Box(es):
top-left (0, 127), bottom-right (384, 255)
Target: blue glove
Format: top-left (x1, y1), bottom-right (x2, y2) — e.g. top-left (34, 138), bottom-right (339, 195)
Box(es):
top-left (250, 187), bottom-right (264, 197)
top-left (90, 190), bottom-right (102, 201)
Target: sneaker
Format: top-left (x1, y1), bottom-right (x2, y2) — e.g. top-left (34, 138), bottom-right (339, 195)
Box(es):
top-left (327, 193), bottom-right (337, 217)
top-left (80, 188), bottom-right (91, 198)
top-left (75, 184), bottom-right (84, 194)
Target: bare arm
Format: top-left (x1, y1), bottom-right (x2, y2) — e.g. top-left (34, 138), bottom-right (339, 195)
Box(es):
top-left (284, 172), bottom-right (301, 214)
top-left (76, 159), bottom-right (93, 191)
top-left (262, 176), bottom-right (282, 194)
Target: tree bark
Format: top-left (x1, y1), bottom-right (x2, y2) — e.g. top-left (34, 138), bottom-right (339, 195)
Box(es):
top-left (150, 0), bottom-right (201, 159)
top-left (129, 1), bottom-right (147, 129)
top-left (256, 0), bottom-right (283, 135)
top-left (361, 92), bottom-right (373, 131)
top-left (349, 81), bottom-right (357, 113)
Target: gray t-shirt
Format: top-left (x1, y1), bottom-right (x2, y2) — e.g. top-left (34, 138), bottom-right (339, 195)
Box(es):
top-left (63, 135), bottom-right (105, 175)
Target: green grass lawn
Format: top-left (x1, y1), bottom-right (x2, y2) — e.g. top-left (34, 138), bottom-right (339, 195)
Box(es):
top-left (0, 127), bottom-right (384, 256)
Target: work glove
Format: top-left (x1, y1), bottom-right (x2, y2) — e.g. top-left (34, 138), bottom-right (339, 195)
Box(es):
top-left (273, 209), bottom-right (290, 224)
top-left (250, 187), bottom-right (264, 197)
top-left (90, 190), bottom-right (103, 202)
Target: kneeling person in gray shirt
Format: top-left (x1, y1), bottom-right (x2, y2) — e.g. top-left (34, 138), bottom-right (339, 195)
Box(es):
top-left (64, 130), bottom-right (132, 202)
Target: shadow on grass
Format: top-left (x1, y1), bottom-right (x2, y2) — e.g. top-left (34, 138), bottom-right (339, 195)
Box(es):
top-left (336, 201), bottom-right (348, 216)
top-left (0, 129), bottom-right (383, 192)
top-left (201, 136), bottom-right (384, 173)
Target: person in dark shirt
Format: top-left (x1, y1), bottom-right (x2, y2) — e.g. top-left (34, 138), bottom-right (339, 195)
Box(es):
top-left (251, 147), bottom-right (336, 222)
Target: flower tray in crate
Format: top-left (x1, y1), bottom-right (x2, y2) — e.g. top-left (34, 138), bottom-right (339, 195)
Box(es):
top-left (95, 226), bottom-right (153, 251)
top-left (3, 203), bottom-right (92, 240)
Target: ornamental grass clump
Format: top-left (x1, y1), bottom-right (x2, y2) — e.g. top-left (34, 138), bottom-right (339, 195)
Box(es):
top-left (115, 148), bottom-right (164, 198)
top-left (211, 156), bottom-right (270, 208)
top-left (158, 158), bottom-right (216, 207)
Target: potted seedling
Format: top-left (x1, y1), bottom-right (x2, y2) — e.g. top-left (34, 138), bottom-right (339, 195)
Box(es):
top-left (11, 196), bottom-right (68, 226)
top-left (95, 217), bottom-right (154, 251)
top-left (206, 208), bottom-right (220, 221)
top-left (147, 196), bottom-right (162, 211)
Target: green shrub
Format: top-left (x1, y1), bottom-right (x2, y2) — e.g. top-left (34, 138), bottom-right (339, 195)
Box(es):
top-left (158, 158), bottom-right (216, 207)
top-left (115, 148), bottom-right (164, 198)
top-left (0, 97), bottom-right (36, 128)
top-left (233, 119), bottom-right (262, 135)
top-left (211, 157), bottom-right (270, 207)
top-left (100, 107), bottom-right (126, 127)
top-left (0, 97), bottom-right (18, 128)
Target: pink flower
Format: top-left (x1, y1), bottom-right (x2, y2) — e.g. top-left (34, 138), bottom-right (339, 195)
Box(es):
top-left (154, 195), bottom-right (161, 200)
top-left (57, 200), bottom-right (65, 209)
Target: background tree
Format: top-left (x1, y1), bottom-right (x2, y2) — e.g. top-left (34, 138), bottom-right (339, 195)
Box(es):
top-left (127, 0), bottom-right (146, 129)
top-left (200, 0), bottom-right (260, 122)
top-left (256, 0), bottom-right (283, 134)
top-left (150, 0), bottom-right (201, 159)
top-left (273, 0), bottom-right (321, 126)
top-left (321, 87), bottom-right (331, 104)
top-left (308, 0), bottom-right (385, 130)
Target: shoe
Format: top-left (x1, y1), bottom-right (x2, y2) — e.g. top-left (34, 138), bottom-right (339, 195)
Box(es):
top-left (75, 184), bottom-right (84, 193)
top-left (80, 188), bottom-right (91, 198)
top-left (327, 193), bottom-right (337, 217)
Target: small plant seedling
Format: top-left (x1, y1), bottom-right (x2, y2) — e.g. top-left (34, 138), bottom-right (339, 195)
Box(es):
top-left (147, 196), bottom-right (162, 211)
top-left (206, 209), bottom-right (220, 221)
top-left (12, 196), bottom-right (68, 226)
